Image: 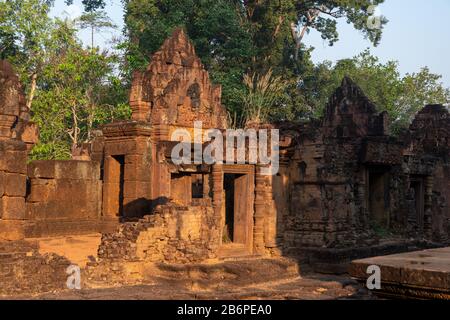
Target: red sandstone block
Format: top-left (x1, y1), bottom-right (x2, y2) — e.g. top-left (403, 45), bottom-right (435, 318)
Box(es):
top-left (124, 161), bottom-right (151, 181)
top-left (91, 139), bottom-right (105, 153)
top-left (123, 181), bottom-right (151, 199)
top-left (103, 157), bottom-right (117, 183)
top-left (54, 180), bottom-right (89, 202)
top-left (26, 202), bottom-right (48, 220)
top-left (0, 171), bottom-right (4, 196)
top-left (28, 161), bottom-right (100, 180)
top-left (0, 150), bottom-right (27, 174)
top-left (0, 196), bottom-right (26, 220)
top-left (27, 179), bottom-right (55, 202)
top-left (4, 173), bottom-right (26, 197)
top-left (27, 161), bottom-right (56, 178)
top-left (104, 139), bottom-right (150, 156)
top-left (0, 140), bottom-right (27, 152)
top-left (27, 200), bottom-right (82, 220)
top-left (0, 220), bottom-right (26, 240)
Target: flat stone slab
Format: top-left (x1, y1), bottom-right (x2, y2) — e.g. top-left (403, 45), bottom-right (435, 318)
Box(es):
top-left (349, 247), bottom-right (450, 299)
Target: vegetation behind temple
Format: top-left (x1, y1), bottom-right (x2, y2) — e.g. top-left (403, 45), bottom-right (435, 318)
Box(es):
top-left (0, 0), bottom-right (449, 159)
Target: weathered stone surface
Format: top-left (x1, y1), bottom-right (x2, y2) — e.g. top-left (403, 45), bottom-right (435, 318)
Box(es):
top-left (25, 161), bottom-right (103, 236)
top-left (0, 220), bottom-right (28, 240)
top-left (0, 60), bottom-right (23, 138)
top-left (0, 60), bottom-right (39, 147)
top-left (28, 160), bottom-right (101, 180)
top-left (129, 28), bottom-right (228, 130)
top-left (350, 247), bottom-right (450, 299)
top-left (277, 79), bottom-right (450, 254)
top-left (0, 32), bottom-right (449, 299)
top-left (0, 145), bottom-right (27, 174)
top-left (96, 202), bottom-right (220, 265)
top-left (0, 196), bottom-right (26, 220)
top-left (0, 240), bottom-right (71, 296)
top-left (3, 173), bottom-right (27, 197)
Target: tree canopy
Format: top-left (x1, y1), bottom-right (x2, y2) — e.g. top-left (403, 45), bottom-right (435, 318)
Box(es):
top-left (0, 0), bottom-right (448, 159)
top-left (121, 0), bottom-right (389, 124)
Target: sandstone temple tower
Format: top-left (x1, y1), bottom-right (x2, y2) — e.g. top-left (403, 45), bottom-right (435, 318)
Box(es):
top-left (0, 29), bottom-right (448, 295)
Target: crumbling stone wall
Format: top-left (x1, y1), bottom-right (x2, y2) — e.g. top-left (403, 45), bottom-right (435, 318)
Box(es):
top-left (97, 202), bottom-right (220, 264)
top-left (0, 240), bottom-right (71, 296)
top-left (1, 60), bottom-right (110, 240)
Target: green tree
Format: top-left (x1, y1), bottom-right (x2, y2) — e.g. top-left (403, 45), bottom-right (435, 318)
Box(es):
top-left (121, 0), bottom-right (256, 119)
top-left (300, 50), bottom-right (450, 132)
top-left (240, 68), bottom-right (288, 127)
top-left (77, 11), bottom-right (117, 49)
top-left (121, 0), bottom-right (387, 125)
top-left (0, 1), bottom-right (130, 159)
top-left (30, 19), bottom-right (129, 160)
top-left (65, 0), bottom-right (116, 49)
top-left (65, 0), bottom-right (106, 12)
top-left (0, 0), bottom-right (55, 109)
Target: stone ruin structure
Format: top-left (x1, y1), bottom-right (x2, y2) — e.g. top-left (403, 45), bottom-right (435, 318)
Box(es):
top-left (0, 29), bottom-right (449, 294)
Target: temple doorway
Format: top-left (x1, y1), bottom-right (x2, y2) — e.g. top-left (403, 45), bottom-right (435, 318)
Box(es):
top-left (410, 177), bottom-right (425, 233)
top-left (108, 155), bottom-right (125, 217)
top-left (219, 166), bottom-right (255, 257)
top-left (367, 167), bottom-right (390, 229)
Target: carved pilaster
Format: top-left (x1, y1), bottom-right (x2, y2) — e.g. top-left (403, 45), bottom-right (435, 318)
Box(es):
top-left (254, 166), bottom-right (270, 254)
top-left (211, 165), bottom-right (224, 245)
top-left (424, 176), bottom-right (434, 239)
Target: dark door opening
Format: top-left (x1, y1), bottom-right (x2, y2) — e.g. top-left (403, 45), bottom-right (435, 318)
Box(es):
top-left (223, 174), bottom-right (236, 243)
top-left (192, 174), bottom-right (204, 199)
top-left (368, 167), bottom-right (390, 229)
top-left (223, 173), bottom-right (249, 245)
top-left (112, 155), bottom-right (125, 217)
top-left (410, 178), bottom-right (425, 233)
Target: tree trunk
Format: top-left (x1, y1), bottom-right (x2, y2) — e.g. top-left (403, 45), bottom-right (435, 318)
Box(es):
top-left (26, 73), bottom-right (38, 110)
top-left (71, 105), bottom-right (79, 146)
top-left (87, 106), bottom-right (93, 142)
top-left (91, 26), bottom-right (94, 49)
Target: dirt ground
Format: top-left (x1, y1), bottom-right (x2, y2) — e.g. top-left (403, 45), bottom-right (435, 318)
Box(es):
top-left (8, 273), bottom-right (375, 300)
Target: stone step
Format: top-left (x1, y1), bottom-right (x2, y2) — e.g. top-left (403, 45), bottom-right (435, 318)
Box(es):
top-left (217, 244), bottom-right (252, 259)
top-left (150, 257), bottom-right (300, 290)
top-left (350, 246), bottom-right (450, 299)
top-left (219, 254), bottom-right (263, 262)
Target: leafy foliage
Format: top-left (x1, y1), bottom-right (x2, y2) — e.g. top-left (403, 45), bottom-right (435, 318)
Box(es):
top-left (241, 69), bottom-right (288, 127)
top-left (65, 0), bottom-right (106, 12)
top-left (300, 50), bottom-right (450, 132)
top-left (1, 1), bottom-right (130, 160)
top-left (1, 0), bottom-right (449, 160)
top-left (30, 19), bottom-right (130, 160)
top-left (121, 0), bottom-right (389, 124)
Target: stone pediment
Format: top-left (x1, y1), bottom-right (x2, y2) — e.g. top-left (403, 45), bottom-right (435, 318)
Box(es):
top-left (322, 77), bottom-right (389, 138)
top-left (129, 28), bottom-right (228, 130)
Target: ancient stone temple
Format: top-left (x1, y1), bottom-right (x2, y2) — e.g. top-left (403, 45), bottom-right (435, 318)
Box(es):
top-left (0, 29), bottom-right (449, 295)
top-left (273, 78), bottom-right (450, 269)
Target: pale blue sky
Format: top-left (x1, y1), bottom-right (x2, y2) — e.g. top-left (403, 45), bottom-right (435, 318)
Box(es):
top-left (51, 0), bottom-right (450, 87)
